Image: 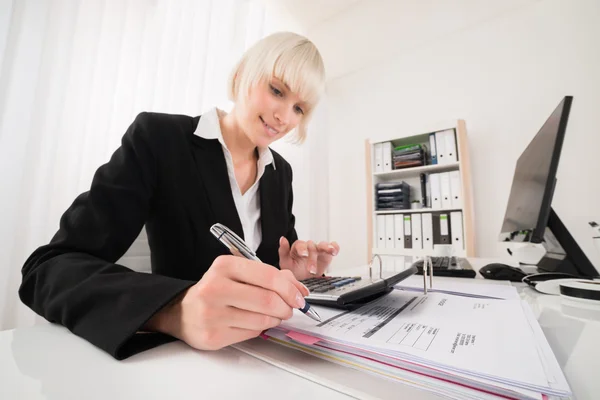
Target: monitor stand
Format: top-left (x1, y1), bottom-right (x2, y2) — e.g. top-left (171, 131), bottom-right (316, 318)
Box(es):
top-left (508, 208), bottom-right (599, 278)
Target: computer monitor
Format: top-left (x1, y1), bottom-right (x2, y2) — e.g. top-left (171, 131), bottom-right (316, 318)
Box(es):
top-left (498, 96), bottom-right (599, 278)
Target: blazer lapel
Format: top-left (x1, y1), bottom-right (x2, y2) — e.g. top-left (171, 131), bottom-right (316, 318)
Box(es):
top-left (191, 135), bottom-right (244, 240)
top-left (257, 164), bottom-right (280, 258)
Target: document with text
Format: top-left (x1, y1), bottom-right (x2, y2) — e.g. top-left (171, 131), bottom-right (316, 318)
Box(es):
top-left (278, 290), bottom-right (570, 396)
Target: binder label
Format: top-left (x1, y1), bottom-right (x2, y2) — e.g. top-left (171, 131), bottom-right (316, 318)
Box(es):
top-left (440, 214), bottom-right (449, 235)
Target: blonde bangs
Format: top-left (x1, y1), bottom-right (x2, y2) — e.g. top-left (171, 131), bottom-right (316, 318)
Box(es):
top-left (228, 32), bottom-right (326, 142)
top-left (271, 45), bottom-right (325, 113)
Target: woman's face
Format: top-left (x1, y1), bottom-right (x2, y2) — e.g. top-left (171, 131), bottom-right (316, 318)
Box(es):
top-left (237, 77), bottom-right (307, 148)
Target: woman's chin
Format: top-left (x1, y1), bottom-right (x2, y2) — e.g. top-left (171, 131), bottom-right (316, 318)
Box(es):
top-left (252, 133), bottom-right (276, 148)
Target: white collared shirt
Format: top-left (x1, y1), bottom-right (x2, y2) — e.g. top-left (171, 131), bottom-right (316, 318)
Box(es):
top-left (193, 107), bottom-right (276, 252)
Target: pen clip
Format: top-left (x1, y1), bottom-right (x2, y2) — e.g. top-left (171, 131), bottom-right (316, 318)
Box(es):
top-left (210, 223), bottom-right (260, 261)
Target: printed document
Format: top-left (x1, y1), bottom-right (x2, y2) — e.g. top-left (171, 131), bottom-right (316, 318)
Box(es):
top-left (280, 290), bottom-right (569, 394)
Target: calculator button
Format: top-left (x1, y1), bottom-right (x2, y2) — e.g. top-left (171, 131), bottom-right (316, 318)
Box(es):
top-left (332, 278), bottom-right (355, 287)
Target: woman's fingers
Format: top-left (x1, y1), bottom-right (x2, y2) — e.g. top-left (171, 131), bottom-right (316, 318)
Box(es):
top-left (306, 240), bottom-right (318, 275)
top-left (280, 269), bottom-right (310, 297)
top-left (291, 240), bottom-right (309, 259)
top-left (223, 273), bottom-right (304, 320)
top-left (328, 241), bottom-right (340, 256)
top-left (224, 306), bottom-right (282, 330)
top-left (278, 236), bottom-right (291, 261)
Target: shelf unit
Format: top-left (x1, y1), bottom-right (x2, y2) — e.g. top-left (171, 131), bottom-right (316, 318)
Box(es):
top-left (374, 207), bottom-right (462, 215)
top-left (373, 162), bottom-right (460, 180)
top-left (365, 120), bottom-right (476, 262)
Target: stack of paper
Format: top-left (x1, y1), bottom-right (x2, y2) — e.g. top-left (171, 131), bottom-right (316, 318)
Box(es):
top-left (263, 290), bottom-right (571, 400)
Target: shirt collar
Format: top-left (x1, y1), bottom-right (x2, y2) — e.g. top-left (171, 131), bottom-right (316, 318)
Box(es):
top-left (193, 107), bottom-right (276, 170)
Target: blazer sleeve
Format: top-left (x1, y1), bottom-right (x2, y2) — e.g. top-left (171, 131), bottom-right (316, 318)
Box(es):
top-left (19, 112), bottom-right (196, 360)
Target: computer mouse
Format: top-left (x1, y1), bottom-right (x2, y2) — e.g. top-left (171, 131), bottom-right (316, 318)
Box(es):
top-left (479, 263), bottom-right (527, 282)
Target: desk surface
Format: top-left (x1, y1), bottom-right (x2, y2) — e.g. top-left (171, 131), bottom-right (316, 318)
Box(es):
top-left (1, 258), bottom-right (599, 400)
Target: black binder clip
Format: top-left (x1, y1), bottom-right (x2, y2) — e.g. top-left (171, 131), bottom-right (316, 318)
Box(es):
top-left (423, 256), bottom-right (433, 294)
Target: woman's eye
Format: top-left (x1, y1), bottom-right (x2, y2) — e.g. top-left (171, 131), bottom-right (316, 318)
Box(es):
top-left (294, 105), bottom-right (304, 115)
top-left (270, 85), bottom-right (282, 96)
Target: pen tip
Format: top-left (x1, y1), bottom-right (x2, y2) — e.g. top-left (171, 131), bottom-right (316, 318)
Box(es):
top-left (311, 308), bottom-right (321, 322)
top-left (303, 306), bottom-right (321, 322)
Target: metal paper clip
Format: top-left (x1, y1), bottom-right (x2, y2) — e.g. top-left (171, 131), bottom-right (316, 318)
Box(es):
top-left (369, 254), bottom-right (383, 279)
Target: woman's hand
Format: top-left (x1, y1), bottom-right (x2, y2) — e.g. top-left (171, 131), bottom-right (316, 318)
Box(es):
top-left (278, 236), bottom-right (340, 281)
top-left (144, 255), bottom-right (309, 350)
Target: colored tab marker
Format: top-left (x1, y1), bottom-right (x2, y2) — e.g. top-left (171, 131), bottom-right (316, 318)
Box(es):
top-left (286, 331), bottom-right (321, 345)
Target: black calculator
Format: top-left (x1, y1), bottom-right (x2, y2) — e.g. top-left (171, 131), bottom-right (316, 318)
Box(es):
top-left (300, 266), bottom-right (417, 309)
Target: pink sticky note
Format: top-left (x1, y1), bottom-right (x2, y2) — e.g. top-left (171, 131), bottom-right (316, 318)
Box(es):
top-left (286, 331), bottom-right (321, 345)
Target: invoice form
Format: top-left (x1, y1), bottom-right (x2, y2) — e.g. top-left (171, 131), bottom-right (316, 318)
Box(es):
top-left (280, 290), bottom-right (569, 392)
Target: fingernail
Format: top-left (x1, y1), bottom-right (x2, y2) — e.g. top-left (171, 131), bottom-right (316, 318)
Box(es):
top-left (296, 292), bottom-right (306, 308)
top-left (328, 245), bottom-right (338, 256)
top-left (279, 236), bottom-right (284, 245)
top-left (309, 265), bottom-right (317, 275)
top-left (301, 250), bottom-right (309, 257)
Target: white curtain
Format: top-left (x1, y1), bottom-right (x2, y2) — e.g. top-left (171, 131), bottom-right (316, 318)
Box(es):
top-left (0, 0), bottom-right (268, 331)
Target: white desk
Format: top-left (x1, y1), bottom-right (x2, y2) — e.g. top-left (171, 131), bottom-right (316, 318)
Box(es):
top-left (1, 258), bottom-right (599, 400)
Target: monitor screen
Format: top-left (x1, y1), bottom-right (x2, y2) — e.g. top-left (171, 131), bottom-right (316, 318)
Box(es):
top-left (499, 96), bottom-right (572, 243)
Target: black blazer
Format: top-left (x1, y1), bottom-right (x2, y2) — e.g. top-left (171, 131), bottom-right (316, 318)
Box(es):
top-left (18, 112), bottom-right (299, 360)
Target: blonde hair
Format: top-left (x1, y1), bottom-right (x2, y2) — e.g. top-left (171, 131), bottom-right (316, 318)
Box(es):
top-left (228, 31), bottom-right (326, 143)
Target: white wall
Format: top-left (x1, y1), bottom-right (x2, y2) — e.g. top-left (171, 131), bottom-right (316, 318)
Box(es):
top-left (308, 0), bottom-right (600, 272)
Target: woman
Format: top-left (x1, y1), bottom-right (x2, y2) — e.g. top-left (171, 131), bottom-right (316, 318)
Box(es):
top-left (18, 31), bottom-right (339, 360)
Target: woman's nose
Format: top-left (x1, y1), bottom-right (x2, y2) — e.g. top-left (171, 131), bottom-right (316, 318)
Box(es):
top-left (274, 106), bottom-right (293, 125)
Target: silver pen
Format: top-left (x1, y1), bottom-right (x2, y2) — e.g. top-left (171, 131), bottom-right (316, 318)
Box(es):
top-left (209, 223), bottom-right (321, 322)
